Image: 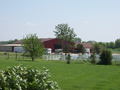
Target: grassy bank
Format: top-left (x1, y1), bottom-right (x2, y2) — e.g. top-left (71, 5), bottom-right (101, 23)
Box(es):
top-left (0, 59), bottom-right (120, 90)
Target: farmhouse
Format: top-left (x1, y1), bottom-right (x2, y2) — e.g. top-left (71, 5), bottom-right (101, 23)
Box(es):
top-left (0, 38), bottom-right (92, 52)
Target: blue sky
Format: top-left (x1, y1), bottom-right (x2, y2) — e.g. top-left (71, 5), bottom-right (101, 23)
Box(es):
top-left (0, 0), bottom-right (120, 42)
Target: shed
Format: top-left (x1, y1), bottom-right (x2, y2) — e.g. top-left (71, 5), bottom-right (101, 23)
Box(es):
top-left (0, 44), bottom-right (22, 52)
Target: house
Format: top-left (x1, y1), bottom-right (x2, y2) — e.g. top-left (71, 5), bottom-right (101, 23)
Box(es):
top-left (75, 43), bottom-right (92, 53)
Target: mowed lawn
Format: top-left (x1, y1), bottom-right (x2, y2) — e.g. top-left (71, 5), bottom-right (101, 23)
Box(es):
top-left (0, 59), bottom-right (120, 90)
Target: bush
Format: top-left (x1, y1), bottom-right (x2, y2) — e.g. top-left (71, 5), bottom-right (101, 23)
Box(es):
top-left (89, 53), bottom-right (96, 65)
top-left (100, 50), bottom-right (113, 65)
top-left (0, 65), bottom-right (60, 90)
top-left (67, 54), bottom-right (71, 64)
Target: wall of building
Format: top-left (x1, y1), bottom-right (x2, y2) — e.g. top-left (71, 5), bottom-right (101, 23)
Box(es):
top-left (43, 39), bottom-right (60, 52)
top-left (0, 46), bottom-right (12, 52)
top-left (43, 39), bottom-right (75, 52)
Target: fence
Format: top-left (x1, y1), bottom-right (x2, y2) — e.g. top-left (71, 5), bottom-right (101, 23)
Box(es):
top-left (1, 52), bottom-right (120, 61)
top-left (42, 54), bottom-right (120, 61)
top-left (42, 55), bottom-right (66, 60)
top-left (0, 52), bottom-right (25, 59)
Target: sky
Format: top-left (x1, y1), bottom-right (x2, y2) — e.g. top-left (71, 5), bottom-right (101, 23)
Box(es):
top-left (0, 0), bottom-right (120, 42)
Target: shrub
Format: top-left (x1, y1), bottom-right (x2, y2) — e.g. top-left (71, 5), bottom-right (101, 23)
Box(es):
top-left (67, 54), bottom-right (71, 64)
top-left (100, 50), bottom-right (113, 65)
top-left (0, 65), bottom-right (60, 90)
top-left (89, 53), bottom-right (96, 65)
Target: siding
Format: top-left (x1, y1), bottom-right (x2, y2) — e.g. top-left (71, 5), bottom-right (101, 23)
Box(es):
top-left (0, 46), bottom-right (12, 52)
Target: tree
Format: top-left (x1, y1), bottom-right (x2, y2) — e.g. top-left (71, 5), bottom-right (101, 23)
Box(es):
top-left (22, 34), bottom-right (45, 61)
top-left (92, 43), bottom-right (106, 54)
top-left (89, 52), bottom-right (96, 65)
top-left (106, 42), bottom-right (115, 49)
top-left (98, 42), bottom-right (106, 47)
top-left (115, 39), bottom-right (120, 48)
top-left (100, 50), bottom-right (113, 65)
top-left (87, 40), bottom-right (96, 44)
top-left (54, 23), bottom-right (77, 55)
top-left (74, 37), bottom-right (82, 43)
top-left (110, 42), bottom-right (115, 49)
top-left (76, 44), bottom-right (85, 54)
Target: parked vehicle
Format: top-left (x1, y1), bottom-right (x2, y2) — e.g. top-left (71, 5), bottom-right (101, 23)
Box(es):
top-left (55, 49), bottom-right (63, 54)
top-left (14, 47), bottom-right (25, 53)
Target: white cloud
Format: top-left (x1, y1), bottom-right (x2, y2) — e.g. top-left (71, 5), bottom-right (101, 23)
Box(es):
top-left (27, 22), bottom-right (36, 26)
top-left (82, 21), bottom-right (88, 24)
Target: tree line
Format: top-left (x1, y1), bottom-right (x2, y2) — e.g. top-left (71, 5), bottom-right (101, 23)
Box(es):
top-left (0, 39), bottom-right (19, 44)
top-left (84, 39), bottom-right (120, 49)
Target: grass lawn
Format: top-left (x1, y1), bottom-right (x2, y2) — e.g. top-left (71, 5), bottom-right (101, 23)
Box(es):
top-left (0, 59), bottom-right (120, 90)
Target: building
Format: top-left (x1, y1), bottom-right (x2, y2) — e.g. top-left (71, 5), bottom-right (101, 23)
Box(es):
top-left (75, 43), bottom-right (92, 53)
top-left (12, 38), bottom-right (74, 52)
top-left (0, 38), bottom-right (92, 53)
top-left (0, 44), bottom-right (22, 52)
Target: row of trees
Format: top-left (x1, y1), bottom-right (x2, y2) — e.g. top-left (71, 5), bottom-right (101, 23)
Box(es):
top-left (86, 39), bottom-right (120, 49)
top-left (0, 39), bottom-right (19, 44)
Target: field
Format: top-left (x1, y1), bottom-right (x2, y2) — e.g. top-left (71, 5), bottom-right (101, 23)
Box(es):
top-left (0, 57), bottom-right (120, 90)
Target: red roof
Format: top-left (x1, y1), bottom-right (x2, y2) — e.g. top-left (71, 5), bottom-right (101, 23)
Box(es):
top-left (12, 38), bottom-right (56, 44)
top-left (40, 38), bottom-right (55, 42)
top-left (12, 40), bottom-right (23, 44)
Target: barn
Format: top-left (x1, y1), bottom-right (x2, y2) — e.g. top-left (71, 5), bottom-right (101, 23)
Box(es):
top-left (0, 38), bottom-right (92, 53)
top-left (12, 38), bottom-right (66, 52)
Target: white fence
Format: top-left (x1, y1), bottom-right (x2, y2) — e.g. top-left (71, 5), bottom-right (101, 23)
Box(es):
top-left (42, 54), bottom-right (120, 61)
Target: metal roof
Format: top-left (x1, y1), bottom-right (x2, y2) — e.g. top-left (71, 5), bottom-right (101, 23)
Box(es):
top-left (0, 44), bottom-right (22, 47)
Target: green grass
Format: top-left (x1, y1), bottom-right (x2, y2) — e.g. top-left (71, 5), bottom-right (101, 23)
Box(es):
top-left (0, 58), bottom-right (120, 90)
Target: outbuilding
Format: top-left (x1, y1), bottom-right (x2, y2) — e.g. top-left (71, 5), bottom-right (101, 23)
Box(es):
top-left (75, 43), bottom-right (92, 53)
top-left (0, 44), bottom-right (22, 52)
top-left (11, 38), bottom-right (92, 53)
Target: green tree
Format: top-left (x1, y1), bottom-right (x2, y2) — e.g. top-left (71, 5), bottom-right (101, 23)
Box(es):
top-left (74, 37), bottom-right (82, 43)
top-left (109, 42), bottom-right (115, 49)
top-left (115, 39), bottom-right (120, 48)
top-left (89, 52), bottom-right (96, 65)
top-left (98, 42), bottom-right (106, 47)
top-left (54, 23), bottom-right (77, 55)
top-left (76, 44), bottom-right (85, 54)
top-left (22, 34), bottom-right (45, 61)
top-left (92, 43), bottom-right (105, 54)
top-left (87, 40), bottom-right (96, 44)
top-left (100, 50), bottom-right (113, 65)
